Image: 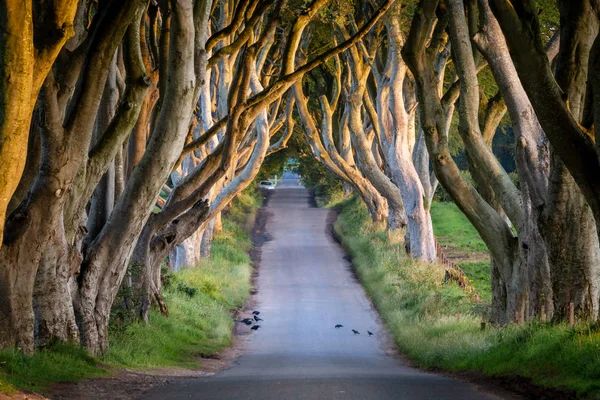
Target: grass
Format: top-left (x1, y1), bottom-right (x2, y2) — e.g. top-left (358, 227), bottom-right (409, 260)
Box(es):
top-left (0, 188), bottom-right (259, 393)
top-left (430, 202), bottom-right (487, 253)
top-left (0, 343), bottom-right (106, 393)
top-left (431, 202), bottom-right (491, 301)
top-left (334, 196), bottom-right (600, 399)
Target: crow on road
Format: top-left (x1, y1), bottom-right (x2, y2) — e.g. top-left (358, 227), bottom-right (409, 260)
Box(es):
top-left (252, 311), bottom-right (260, 315)
top-left (367, 331), bottom-right (373, 336)
top-left (254, 315), bottom-right (263, 321)
top-left (251, 325), bottom-right (261, 331)
top-left (352, 329), bottom-right (360, 334)
top-left (335, 324), bottom-right (343, 328)
top-left (240, 318), bottom-right (253, 325)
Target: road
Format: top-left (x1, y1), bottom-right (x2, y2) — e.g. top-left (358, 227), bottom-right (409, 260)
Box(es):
top-left (142, 173), bottom-right (506, 400)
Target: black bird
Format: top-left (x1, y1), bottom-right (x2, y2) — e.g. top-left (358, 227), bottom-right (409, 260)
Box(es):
top-left (251, 325), bottom-right (260, 331)
top-left (252, 311), bottom-right (260, 315)
top-left (240, 318), bottom-right (253, 325)
top-left (367, 331), bottom-right (373, 336)
top-left (352, 329), bottom-right (360, 335)
top-left (254, 315), bottom-right (263, 321)
top-left (335, 324), bottom-right (343, 329)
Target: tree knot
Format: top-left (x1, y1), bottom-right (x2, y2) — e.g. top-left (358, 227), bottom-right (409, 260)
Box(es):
top-left (141, 75), bottom-right (152, 86)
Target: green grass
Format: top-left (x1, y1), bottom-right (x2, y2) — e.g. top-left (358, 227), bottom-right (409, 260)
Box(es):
top-left (431, 202), bottom-right (491, 301)
top-left (459, 261), bottom-right (491, 301)
top-left (430, 202), bottom-right (487, 253)
top-left (0, 188), bottom-right (259, 393)
top-left (334, 196), bottom-right (600, 399)
top-left (0, 343), bottom-right (107, 392)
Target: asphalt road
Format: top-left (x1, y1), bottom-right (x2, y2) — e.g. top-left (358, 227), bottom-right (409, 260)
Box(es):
top-left (142, 173), bottom-right (506, 400)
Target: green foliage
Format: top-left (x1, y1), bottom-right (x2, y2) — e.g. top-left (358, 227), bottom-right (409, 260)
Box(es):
top-left (314, 0), bottom-right (354, 25)
top-left (334, 196), bottom-right (600, 398)
top-left (430, 201), bottom-right (487, 252)
top-left (433, 170), bottom-right (478, 203)
top-left (430, 201), bottom-right (491, 301)
top-left (459, 261), bottom-right (491, 300)
top-left (106, 261), bottom-right (250, 368)
top-left (537, 0), bottom-right (560, 42)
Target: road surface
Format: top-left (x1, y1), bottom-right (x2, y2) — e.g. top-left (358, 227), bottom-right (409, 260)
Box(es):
top-left (143, 173), bottom-right (506, 400)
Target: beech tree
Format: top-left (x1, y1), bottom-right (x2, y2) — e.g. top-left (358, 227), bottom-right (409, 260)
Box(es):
top-left (0, 0), bottom-right (395, 355)
top-left (3, 0), bottom-right (600, 359)
top-left (398, 0), bottom-right (600, 323)
top-left (489, 0), bottom-right (600, 320)
top-left (296, 4), bottom-right (439, 260)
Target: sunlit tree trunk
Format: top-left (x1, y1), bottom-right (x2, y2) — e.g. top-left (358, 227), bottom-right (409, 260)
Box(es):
top-left (376, 15), bottom-right (435, 260)
top-left (76, 0), bottom-right (202, 355)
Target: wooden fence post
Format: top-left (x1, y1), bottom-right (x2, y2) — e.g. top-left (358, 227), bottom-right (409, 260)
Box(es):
top-left (541, 304), bottom-right (546, 322)
top-left (569, 302), bottom-right (575, 328)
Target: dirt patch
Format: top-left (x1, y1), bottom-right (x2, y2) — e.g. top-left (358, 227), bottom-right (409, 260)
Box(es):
top-left (443, 248), bottom-right (489, 264)
top-left (436, 237), bottom-right (489, 265)
top-left (438, 370), bottom-right (576, 400)
top-left (47, 370), bottom-right (177, 400)
top-left (0, 392), bottom-right (48, 400)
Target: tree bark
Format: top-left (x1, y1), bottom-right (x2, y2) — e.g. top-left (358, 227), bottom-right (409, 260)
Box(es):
top-left (473, 0), bottom-right (553, 320)
top-left (0, 1), bottom-right (78, 244)
top-left (76, 0), bottom-right (205, 355)
top-left (404, 0), bottom-right (523, 324)
top-left (377, 17), bottom-right (435, 260)
top-left (490, 0), bottom-right (600, 241)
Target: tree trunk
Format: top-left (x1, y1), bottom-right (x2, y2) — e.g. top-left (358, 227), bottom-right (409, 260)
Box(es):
top-left (404, 0), bottom-right (525, 324)
top-left (473, 0), bottom-right (554, 321)
top-left (33, 225), bottom-right (79, 347)
top-left (377, 19), bottom-right (435, 260)
top-left (8, 117), bottom-right (42, 215)
top-left (76, 0), bottom-right (203, 355)
top-left (86, 54), bottom-right (119, 246)
top-left (200, 220), bottom-right (216, 258)
top-left (544, 156), bottom-right (600, 320)
top-left (348, 98), bottom-right (406, 231)
top-left (174, 229), bottom-right (203, 270)
top-left (0, 2), bottom-right (78, 244)
top-left (294, 81), bottom-right (388, 223)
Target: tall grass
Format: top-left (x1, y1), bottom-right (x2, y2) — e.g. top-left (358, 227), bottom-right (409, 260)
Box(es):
top-left (0, 188), bottom-right (259, 393)
top-left (335, 196), bottom-right (600, 399)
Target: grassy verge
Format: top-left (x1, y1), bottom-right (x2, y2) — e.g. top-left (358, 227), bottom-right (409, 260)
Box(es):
top-left (0, 189), bottom-right (259, 393)
top-left (334, 196), bottom-right (600, 399)
top-left (430, 202), bottom-right (491, 301)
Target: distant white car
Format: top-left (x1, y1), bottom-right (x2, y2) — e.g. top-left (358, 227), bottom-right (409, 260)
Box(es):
top-left (259, 181), bottom-right (275, 190)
